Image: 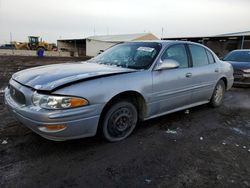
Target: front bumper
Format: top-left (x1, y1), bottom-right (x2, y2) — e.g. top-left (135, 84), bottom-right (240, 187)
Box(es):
top-left (4, 82), bottom-right (104, 141)
top-left (233, 73), bottom-right (250, 87)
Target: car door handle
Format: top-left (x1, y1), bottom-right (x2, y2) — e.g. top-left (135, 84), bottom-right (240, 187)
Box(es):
top-left (215, 68), bottom-right (219, 73)
top-left (186, 73), bottom-right (192, 78)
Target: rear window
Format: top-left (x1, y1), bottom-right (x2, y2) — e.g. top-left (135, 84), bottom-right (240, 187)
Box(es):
top-left (224, 51), bottom-right (250, 62)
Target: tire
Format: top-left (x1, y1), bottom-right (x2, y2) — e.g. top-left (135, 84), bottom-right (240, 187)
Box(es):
top-left (210, 80), bottom-right (226, 107)
top-left (102, 101), bottom-right (138, 142)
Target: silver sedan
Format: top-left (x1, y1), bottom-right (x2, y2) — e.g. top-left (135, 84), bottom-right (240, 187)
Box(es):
top-left (4, 41), bottom-right (234, 142)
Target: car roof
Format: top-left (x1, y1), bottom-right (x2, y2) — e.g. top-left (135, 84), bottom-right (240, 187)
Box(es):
top-left (125, 40), bottom-right (205, 47)
top-left (231, 49), bottom-right (250, 52)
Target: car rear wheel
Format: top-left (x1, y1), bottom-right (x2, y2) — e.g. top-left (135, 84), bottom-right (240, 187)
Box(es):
top-left (210, 80), bottom-right (225, 107)
top-left (102, 101), bottom-right (138, 142)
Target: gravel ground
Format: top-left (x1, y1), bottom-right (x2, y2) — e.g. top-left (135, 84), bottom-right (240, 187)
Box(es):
top-left (0, 56), bottom-right (250, 188)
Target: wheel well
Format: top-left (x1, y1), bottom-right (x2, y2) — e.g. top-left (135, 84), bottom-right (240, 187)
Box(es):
top-left (99, 91), bottom-right (147, 125)
top-left (220, 77), bottom-right (228, 89)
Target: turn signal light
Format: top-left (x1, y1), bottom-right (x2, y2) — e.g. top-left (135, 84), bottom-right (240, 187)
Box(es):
top-left (45, 124), bottom-right (66, 130)
top-left (69, 98), bottom-right (88, 107)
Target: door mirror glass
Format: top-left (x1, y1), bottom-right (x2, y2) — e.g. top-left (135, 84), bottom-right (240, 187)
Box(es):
top-left (155, 59), bottom-right (180, 71)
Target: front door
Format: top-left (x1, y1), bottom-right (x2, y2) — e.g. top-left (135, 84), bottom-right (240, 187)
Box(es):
top-left (151, 44), bottom-right (194, 115)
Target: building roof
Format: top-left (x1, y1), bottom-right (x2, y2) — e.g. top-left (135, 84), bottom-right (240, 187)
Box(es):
top-left (57, 38), bottom-right (86, 42)
top-left (163, 30), bottom-right (250, 40)
top-left (87, 33), bottom-right (158, 42)
top-left (215, 30), bottom-right (250, 37)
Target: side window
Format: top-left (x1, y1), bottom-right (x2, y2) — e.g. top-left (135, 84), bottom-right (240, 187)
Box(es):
top-left (206, 50), bottom-right (215, 64)
top-left (161, 44), bottom-right (188, 68)
top-left (189, 45), bottom-right (209, 67)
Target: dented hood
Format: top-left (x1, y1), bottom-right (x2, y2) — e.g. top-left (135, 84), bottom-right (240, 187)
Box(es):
top-left (12, 62), bottom-right (135, 91)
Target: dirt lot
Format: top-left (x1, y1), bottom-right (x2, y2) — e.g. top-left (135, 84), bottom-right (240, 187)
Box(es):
top-left (0, 56), bottom-right (250, 188)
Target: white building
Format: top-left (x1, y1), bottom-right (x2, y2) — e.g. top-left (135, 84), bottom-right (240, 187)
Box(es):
top-left (57, 33), bottom-right (159, 57)
top-left (86, 33), bottom-right (159, 57)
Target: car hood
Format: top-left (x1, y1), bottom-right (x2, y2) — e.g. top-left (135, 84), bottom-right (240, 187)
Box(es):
top-left (227, 61), bottom-right (250, 70)
top-left (12, 62), bottom-right (136, 91)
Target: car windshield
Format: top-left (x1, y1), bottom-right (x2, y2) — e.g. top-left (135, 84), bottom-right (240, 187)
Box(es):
top-left (223, 51), bottom-right (250, 62)
top-left (89, 42), bottom-right (162, 70)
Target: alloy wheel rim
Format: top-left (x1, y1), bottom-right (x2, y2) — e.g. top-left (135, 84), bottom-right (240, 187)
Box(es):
top-left (214, 84), bottom-right (223, 104)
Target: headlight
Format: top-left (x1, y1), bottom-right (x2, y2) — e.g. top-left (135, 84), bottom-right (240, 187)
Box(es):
top-left (243, 69), bottom-right (250, 73)
top-left (32, 92), bottom-right (88, 109)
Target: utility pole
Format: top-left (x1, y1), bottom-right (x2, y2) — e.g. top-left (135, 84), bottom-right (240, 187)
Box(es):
top-left (58, 36), bottom-right (62, 56)
top-left (161, 27), bottom-right (164, 39)
top-left (106, 27), bottom-right (109, 35)
top-left (240, 36), bottom-right (245, 49)
top-left (10, 32), bottom-right (12, 44)
top-left (74, 39), bottom-right (77, 57)
top-left (10, 32), bottom-right (14, 54)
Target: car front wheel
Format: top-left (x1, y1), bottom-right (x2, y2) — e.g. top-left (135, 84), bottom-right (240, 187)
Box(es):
top-left (102, 101), bottom-right (138, 142)
top-left (210, 80), bottom-right (226, 107)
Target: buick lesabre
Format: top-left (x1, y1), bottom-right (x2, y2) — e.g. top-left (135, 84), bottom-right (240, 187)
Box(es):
top-left (4, 41), bottom-right (234, 142)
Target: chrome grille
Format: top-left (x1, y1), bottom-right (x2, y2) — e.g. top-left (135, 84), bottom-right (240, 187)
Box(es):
top-left (9, 85), bottom-right (26, 105)
top-left (233, 69), bottom-right (243, 75)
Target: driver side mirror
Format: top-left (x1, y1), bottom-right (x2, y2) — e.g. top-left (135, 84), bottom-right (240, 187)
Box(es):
top-left (155, 59), bottom-right (180, 71)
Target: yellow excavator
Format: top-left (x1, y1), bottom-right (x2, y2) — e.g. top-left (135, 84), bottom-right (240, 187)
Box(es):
top-left (14, 36), bottom-right (56, 51)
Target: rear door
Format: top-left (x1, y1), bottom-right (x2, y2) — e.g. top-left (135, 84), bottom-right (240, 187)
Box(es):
top-left (151, 44), bottom-right (194, 115)
top-left (187, 44), bottom-right (220, 103)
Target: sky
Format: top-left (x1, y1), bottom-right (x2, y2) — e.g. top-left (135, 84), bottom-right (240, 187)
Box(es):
top-left (0, 0), bottom-right (250, 44)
